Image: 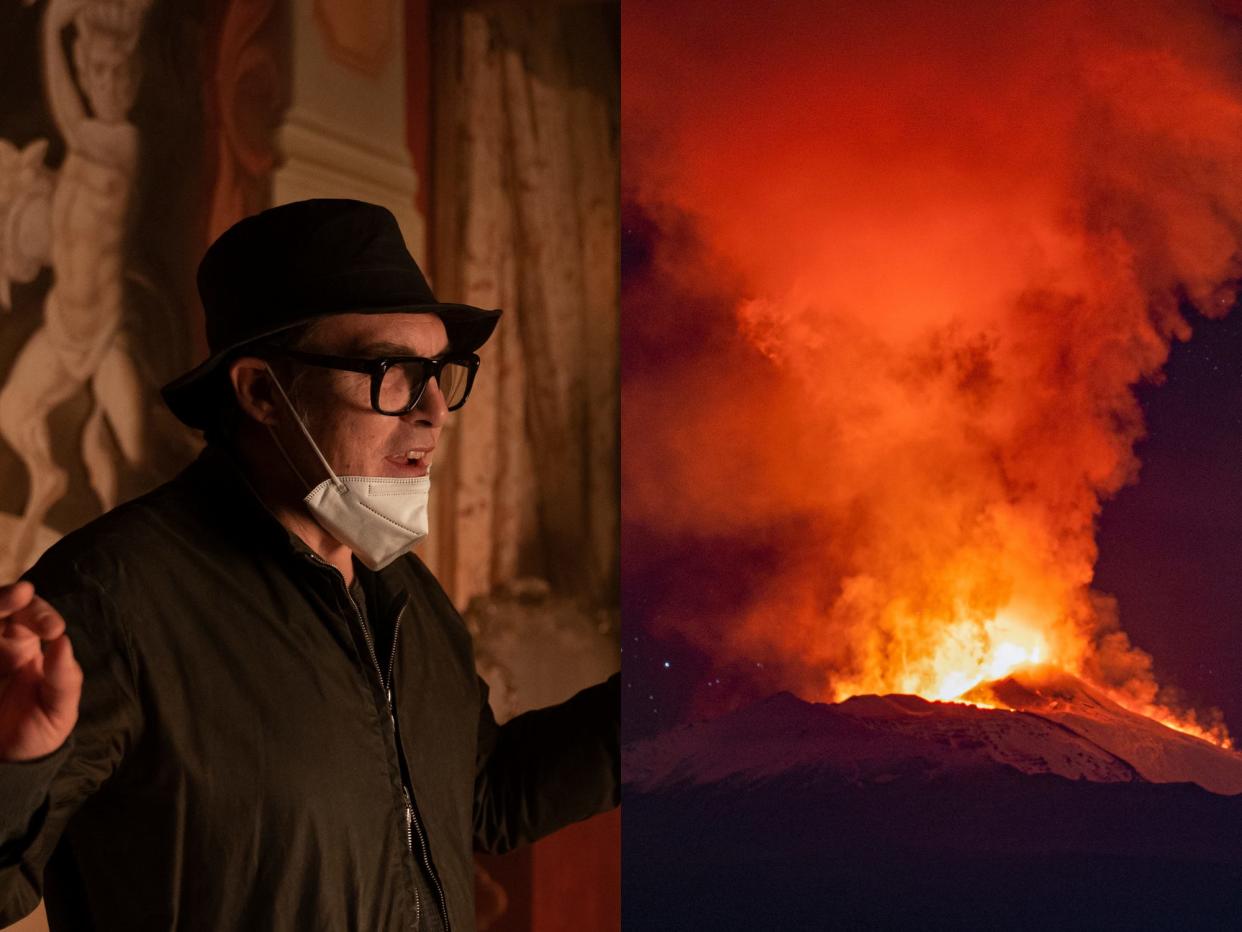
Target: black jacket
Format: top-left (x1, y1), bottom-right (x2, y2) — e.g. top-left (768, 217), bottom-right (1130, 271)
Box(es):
top-left (0, 446), bottom-right (619, 930)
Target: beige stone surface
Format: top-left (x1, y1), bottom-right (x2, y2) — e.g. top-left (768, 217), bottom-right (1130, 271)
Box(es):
top-left (467, 577), bottom-right (620, 724)
top-left (431, 3), bottom-right (619, 614)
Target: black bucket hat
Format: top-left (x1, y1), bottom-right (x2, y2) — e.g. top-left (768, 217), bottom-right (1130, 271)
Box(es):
top-left (161, 198), bottom-right (501, 429)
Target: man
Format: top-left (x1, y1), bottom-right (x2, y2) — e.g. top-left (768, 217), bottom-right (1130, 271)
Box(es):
top-left (0, 199), bottom-right (620, 930)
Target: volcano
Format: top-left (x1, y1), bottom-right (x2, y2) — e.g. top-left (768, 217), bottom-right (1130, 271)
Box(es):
top-left (623, 668), bottom-right (1242, 931)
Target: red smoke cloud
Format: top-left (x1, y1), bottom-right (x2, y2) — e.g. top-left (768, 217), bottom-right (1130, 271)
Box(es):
top-left (624, 0), bottom-right (1242, 741)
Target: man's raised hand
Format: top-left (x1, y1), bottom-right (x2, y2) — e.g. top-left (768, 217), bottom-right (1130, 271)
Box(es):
top-left (0, 582), bottom-right (80, 762)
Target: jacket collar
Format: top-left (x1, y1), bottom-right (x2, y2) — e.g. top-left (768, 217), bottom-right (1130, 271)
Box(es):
top-left (179, 444), bottom-right (411, 616)
top-left (182, 443), bottom-right (321, 558)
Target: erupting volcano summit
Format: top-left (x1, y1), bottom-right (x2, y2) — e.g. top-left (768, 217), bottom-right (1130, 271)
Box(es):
top-left (624, 675), bottom-right (1242, 929)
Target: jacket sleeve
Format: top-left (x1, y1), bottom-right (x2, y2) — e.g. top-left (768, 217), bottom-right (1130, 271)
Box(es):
top-left (472, 670), bottom-right (619, 855)
top-left (0, 565), bottom-right (143, 925)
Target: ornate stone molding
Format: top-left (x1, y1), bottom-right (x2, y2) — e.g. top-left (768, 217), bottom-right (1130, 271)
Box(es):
top-left (312, 0), bottom-right (396, 78)
top-left (270, 0), bottom-right (424, 261)
top-left (273, 105), bottom-right (423, 256)
top-left (208, 0), bottom-right (289, 241)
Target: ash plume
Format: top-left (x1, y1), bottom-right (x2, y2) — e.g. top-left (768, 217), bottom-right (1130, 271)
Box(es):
top-left (624, 0), bottom-right (1242, 741)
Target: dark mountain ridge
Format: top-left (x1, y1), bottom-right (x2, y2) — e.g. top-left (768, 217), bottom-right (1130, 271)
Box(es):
top-left (624, 668), bottom-right (1242, 930)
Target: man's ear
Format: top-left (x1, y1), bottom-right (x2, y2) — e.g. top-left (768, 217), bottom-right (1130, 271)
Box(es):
top-left (229, 356), bottom-right (280, 427)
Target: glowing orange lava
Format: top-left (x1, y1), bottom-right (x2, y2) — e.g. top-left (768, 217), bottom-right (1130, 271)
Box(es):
top-left (829, 608), bottom-right (1053, 704)
top-left (824, 599), bottom-right (1230, 747)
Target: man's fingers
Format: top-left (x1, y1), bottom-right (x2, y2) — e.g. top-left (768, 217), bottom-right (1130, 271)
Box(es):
top-left (5, 595), bottom-right (66, 642)
top-left (39, 633), bottom-right (83, 720)
top-left (0, 581), bottom-right (35, 618)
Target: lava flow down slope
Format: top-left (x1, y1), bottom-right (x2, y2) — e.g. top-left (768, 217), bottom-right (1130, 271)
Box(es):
top-left (623, 672), bottom-right (1242, 930)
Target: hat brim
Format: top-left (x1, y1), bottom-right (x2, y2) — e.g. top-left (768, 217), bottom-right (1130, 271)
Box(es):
top-left (161, 302), bottom-right (500, 429)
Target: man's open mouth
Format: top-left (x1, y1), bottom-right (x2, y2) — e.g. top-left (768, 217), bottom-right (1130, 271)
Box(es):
top-left (385, 449), bottom-right (434, 475)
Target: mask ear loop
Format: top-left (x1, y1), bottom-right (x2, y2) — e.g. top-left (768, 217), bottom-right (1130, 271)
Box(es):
top-left (263, 362), bottom-right (348, 494)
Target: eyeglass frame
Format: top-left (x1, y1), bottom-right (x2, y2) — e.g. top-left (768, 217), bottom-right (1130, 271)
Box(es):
top-left (258, 346), bottom-right (481, 415)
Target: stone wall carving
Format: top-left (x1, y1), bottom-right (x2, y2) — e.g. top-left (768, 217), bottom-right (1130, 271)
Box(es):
top-left (0, 0), bottom-right (169, 579)
top-left (312, 0), bottom-right (396, 78)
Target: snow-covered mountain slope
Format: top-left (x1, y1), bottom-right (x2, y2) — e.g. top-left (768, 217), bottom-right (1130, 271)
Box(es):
top-left (624, 668), bottom-right (1242, 930)
top-left (625, 667), bottom-right (1242, 795)
top-left (962, 664), bottom-right (1242, 795)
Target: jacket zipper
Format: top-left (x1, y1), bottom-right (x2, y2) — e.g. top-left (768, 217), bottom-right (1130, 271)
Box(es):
top-left (308, 554), bottom-right (451, 932)
top-left (403, 777), bottom-right (450, 932)
top-left (383, 616), bottom-right (452, 932)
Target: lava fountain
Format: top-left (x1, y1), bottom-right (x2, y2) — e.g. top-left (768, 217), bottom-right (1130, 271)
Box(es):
top-left (624, 0), bottom-right (1242, 747)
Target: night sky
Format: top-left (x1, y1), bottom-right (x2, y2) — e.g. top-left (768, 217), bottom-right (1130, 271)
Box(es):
top-left (622, 202), bottom-right (1242, 745)
top-left (1094, 307), bottom-right (1242, 736)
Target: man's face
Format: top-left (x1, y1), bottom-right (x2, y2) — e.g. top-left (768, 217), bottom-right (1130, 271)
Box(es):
top-left (273, 312), bottom-right (451, 485)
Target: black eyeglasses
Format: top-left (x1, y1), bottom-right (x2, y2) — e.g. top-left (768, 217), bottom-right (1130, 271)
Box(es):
top-left (263, 348), bottom-right (480, 415)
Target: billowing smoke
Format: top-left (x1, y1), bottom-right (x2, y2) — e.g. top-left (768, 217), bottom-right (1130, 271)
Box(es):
top-left (624, 0), bottom-right (1242, 741)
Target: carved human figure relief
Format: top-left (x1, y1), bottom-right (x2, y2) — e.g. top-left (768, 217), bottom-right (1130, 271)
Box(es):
top-left (0, 0), bottom-right (156, 578)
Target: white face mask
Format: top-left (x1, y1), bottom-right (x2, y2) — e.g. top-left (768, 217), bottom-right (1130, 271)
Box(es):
top-left (264, 364), bottom-right (431, 571)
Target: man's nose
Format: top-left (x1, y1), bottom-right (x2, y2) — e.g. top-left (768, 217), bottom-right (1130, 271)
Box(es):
top-left (407, 376), bottom-right (449, 428)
